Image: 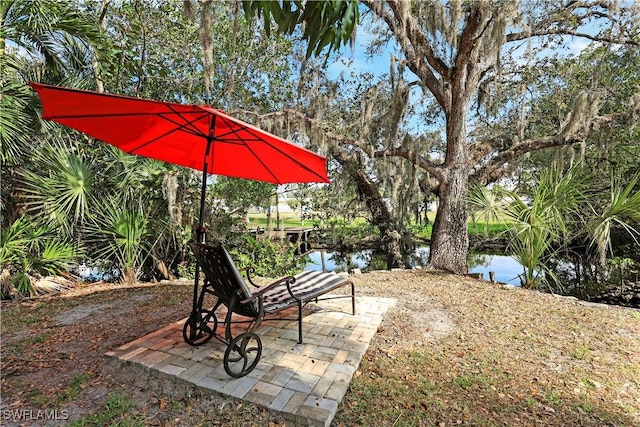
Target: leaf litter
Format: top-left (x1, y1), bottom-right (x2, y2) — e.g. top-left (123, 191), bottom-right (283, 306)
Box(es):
top-left (1, 271), bottom-right (639, 426)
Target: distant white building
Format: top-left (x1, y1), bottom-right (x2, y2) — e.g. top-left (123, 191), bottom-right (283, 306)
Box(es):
top-left (249, 190), bottom-right (296, 214)
top-left (272, 192), bottom-right (294, 213)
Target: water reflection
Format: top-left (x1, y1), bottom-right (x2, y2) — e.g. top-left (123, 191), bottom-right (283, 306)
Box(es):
top-left (305, 246), bottom-right (524, 285)
top-left (306, 249), bottom-right (373, 273)
top-left (468, 252), bottom-right (524, 285)
top-left (550, 255), bottom-right (635, 298)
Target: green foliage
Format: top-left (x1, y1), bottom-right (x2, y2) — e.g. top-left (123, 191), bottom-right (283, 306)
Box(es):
top-left (1, 0), bottom-right (109, 294)
top-left (1, 0), bottom-right (108, 166)
top-left (489, 164), bottom-right (640, 289)
top-left (57, 373), bottom-right (97, 404)
top-left (242, 0), bottom-right (359, 58)
top-left (106, 1), bottom-right (296, 111)
top-left (2, 218), bottom-right (77, 275)
top-left (99, 146), bottom-right (168, 193)
top-left (1, 0), bottom-right (104, 78)
top-left (468, 184), bottom-right (507, 236)
top-left (84, 194), bottom-right (156, 283)
top-left (68, 392), bottom-right (141, 427)
top-left (515, 44), bottom-right (640, 206)
top-left (248, 213), bottom-right (307, 229)
top-left (212, 177), bottom-right (274, 215)
top-left (587, 173), bottom-right (640, 265)
top-left (230, 235), bottom-right (307, 277)
top-left (503, 167), bottom-right (585, 288)
top-left (0, 216), bottom-right (77, 298)
top-left (0, 55), bottom-right (44, 166)
top-left (20, 140), bottom-right (95, 235)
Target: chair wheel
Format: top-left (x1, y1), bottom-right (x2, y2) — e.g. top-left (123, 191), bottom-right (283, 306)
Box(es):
top-left (183, 312), bottom-right (216, 346)
top-left (224, 332), bottom-right (262, 378)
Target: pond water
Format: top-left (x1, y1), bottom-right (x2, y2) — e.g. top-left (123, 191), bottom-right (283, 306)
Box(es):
top-left (74, 248), bottom-right (524, 285)
top-left (305, 246), bottom-right (525, 285)
top-left (75, 262), bottom-right (121, 282)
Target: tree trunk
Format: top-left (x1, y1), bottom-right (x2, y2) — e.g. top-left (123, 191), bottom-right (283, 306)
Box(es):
top-left (331, 146), bottom-right (405, 269)
top-left (266, 196), bottom-right (273, 238)
top-left (92, 0), bottom-right (111, 92)
top-left (428, 167), bottom-right (469, 274)
top-left (428, 89), bottom-right (471, 274)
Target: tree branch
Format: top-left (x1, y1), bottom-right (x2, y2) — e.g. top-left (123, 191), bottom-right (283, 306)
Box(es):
top-left (472, 111), bottom-right (625, 185)
top-left (363, 0), bottom-right (449, 109)
top-left (507, 28), bottom-right (639, 46)
top-left (373, 146), bottom-right (443, 181)
top-left (234, 107), bottom-right (446, 186)
top-left (506, 0), bottom-right (639, 46)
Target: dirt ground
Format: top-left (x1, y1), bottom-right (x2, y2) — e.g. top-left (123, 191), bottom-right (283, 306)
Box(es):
top-left (1, 270), bottom-right (639, 426)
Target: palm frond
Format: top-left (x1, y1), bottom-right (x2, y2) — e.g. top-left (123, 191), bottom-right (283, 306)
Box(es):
top-left (588, 173), bottom-right (640, 265)
top-left (0, 215), bottom-right (78, 297)
top-left (20, 140), bottom-right (95, 235)
top-left (504, 166), bottom-right (584, 288)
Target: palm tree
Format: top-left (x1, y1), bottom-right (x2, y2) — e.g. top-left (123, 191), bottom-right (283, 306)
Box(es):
top-left (502, 167), bottom-right (585, 289)
top-left (1, 0), bottom-right (103, 78)
top-left (488, 165), bottom-right (640, 291)
top-left (98, 146), bottom-right (186, 281)
top-left (1, 0), bottom-right (104, 163)
top-left (468, 183), bottom-right (506, 236)
top-left (84, 193), bottom-right (156, 284)
top-left (2, 0), bottom-right (106, 225)
top-left (1, 0), bottom-right (108, 293)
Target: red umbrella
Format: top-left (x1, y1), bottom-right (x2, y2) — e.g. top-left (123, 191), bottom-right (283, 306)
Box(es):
top-left (30, 82), bottom-right (330, 336)
top-left (30, 82), bottom-right (329, 238)
top-left (29, 83), bottom-right (329, 185)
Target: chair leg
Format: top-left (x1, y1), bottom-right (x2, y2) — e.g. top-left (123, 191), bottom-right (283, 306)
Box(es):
top-left (224, 294), bottom-right (238, 342)
top-left (351, 282), bottom-right (356, 315)
top-left (297, 300), bottom-right (303, 344)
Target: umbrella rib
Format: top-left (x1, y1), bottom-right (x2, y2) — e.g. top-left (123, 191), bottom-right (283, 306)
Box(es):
top-left (127, 111), bottom-right (213, 153)
top-left (218, 115), bottom-right (328, 183)
top-left (44, 110), bottom-right (213, 140)
top-left (42, 111), bottom-right (197, 120)
top-left (161, 106), bottom-right (211, 138)
top-left (216, 115), bottom-right (280, 182)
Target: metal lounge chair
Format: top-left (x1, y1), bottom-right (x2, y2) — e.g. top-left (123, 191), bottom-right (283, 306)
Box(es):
top-left (183, 242), bottom-right (356, 377)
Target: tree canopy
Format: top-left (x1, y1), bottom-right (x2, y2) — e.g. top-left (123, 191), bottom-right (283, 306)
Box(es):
top-left (242, 0), bottom-right (639, 273)
top-left (2, 0), bottom-right (638, 296)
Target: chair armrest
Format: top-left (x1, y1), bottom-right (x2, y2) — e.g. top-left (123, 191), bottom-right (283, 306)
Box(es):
top-left (240, 275), bottom-right (295, 304)
top-left (247, 275), bottom-right (309, 304)
top-left (240, 266), bottom-right (259, 288)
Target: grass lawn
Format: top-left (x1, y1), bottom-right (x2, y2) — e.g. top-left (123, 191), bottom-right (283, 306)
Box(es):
top-left (248, 211), bottom-right (510, 240)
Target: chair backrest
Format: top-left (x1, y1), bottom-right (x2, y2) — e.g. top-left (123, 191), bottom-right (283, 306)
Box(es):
top-left (190, 242), bottom-right (259, 318)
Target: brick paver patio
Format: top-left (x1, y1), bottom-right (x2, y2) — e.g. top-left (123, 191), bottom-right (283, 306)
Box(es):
top-left (106, 295), bottom-right (395, 426)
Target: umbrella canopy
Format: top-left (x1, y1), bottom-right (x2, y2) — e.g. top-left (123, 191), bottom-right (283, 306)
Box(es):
top-left (29, 83), bottom-right (329, 185)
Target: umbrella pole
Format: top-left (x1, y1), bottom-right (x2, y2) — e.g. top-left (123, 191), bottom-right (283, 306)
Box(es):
top-left (196, 168), bottom-right (208, 244)
top-left (191, 138), bottom-right (213, 317)
top-left (190, 169), bottom-right (207, 315)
